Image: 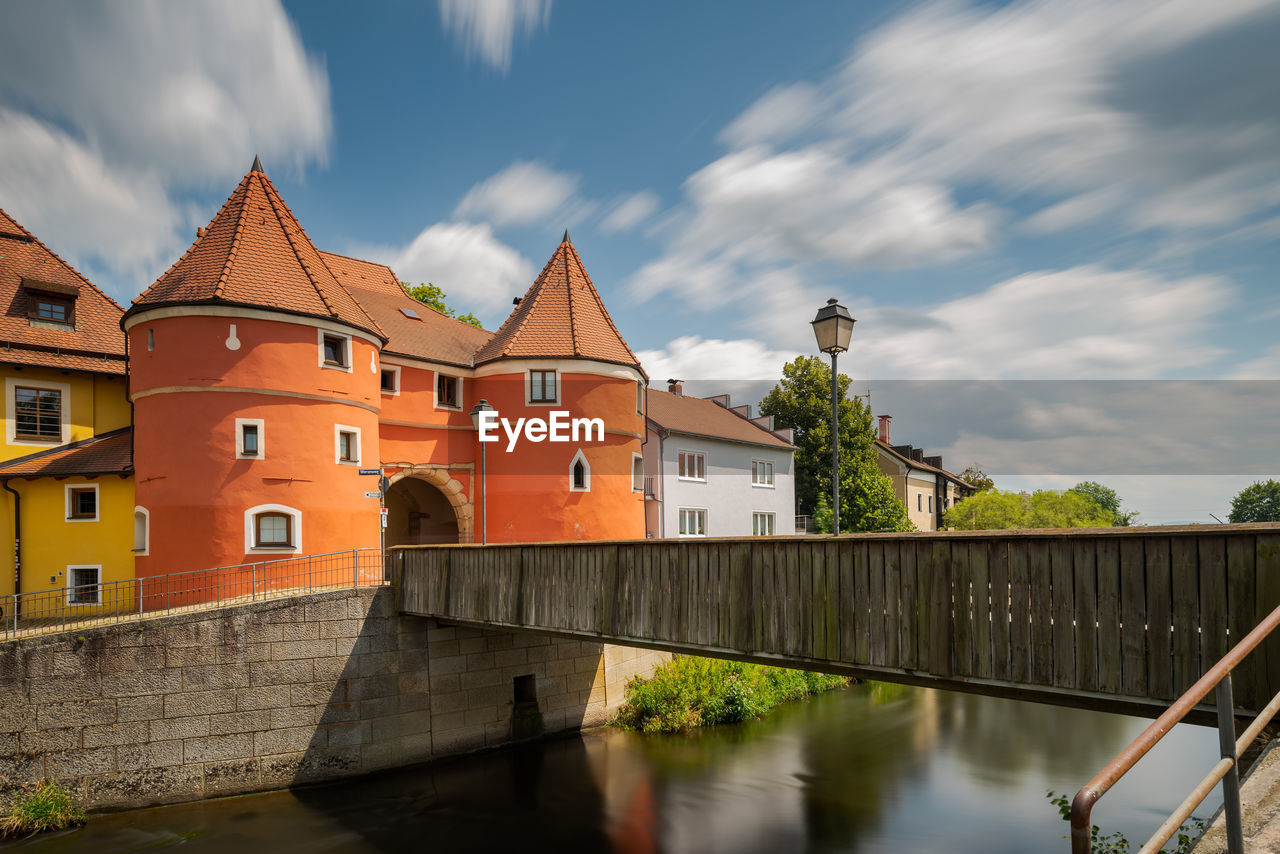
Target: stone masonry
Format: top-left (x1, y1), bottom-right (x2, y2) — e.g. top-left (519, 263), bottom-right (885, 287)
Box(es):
top-left (0, 586), bottom-right (669, 811)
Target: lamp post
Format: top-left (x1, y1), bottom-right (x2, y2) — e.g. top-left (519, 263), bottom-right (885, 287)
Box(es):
top-left (811, 298), bottom-right (856, 534)
top-left (470, 399), bottom-right (495, 544)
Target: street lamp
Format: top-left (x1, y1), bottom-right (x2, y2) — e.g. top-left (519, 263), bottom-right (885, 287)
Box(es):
top-left (470, 399), bottom-right (495, 544)
top-left (811, 298), bottom-right (855, 534)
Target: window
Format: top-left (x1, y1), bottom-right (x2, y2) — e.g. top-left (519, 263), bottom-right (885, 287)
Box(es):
top-left (436, 373), bottom-right (460, 409)
top-left (678, 450), bottom-right (706, 481)
top-left (753, 512), bottom-right (776, 536)
top-left (632, 454), bottom-right (644, 493)
top-left (917, 493), bottom-right (923, 512)
top-left (65, 483), bottom-right (98, 522)
top-left (14, 386), bottom-right (61, 440)
top-left (636, 380), bottom-right (644, 414)
top-left (133, 506), bottom-right (149, 554)
top-left (380, 366), bottom-right (400, 395)
top-left (529, 370), bottom-right (557, 404)
top-left (570, 449), bottom-right (590, 492)
top-left (245, 504), bottom-right (302, 553)
top-left (235, 418), bottom-right (264, 459)
top-left (29, 294), bottom-right (74, 325)
top-left (317, 329), bottom-right (352, 371)
top-left (67, 566), bottom-right (100, 605)
top-left (928, 495), bottom-right (934, 514)
top-left (678, 508), bottom-right (707, 537)
top-left (146, 328), bottom-right (155, 351)
top-left (751, 460), bottom-right (774, 487)
top-left (335, 425), bottom-right (361, 465)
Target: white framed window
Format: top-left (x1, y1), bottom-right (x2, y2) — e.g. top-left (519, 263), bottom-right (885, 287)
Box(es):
top-left (570, 448), bottom-right (591, 492)
top-left (66, 565), bottom-right (101, 606)
top-left (632, 453), bottom-right (644, 493)
top-left (677, 450), bottom-right (706, 482)
top-left (245, 504), bottom-right (302, 554)
top-left (528, 369), bottom-right (558, 405)
top-left (752, 512), bottom-right (776, 536)
top-left (235, 418), bottom-right (264, 459)
top-left (678, 508), bottom-right (707, 537)
top-left (434, 372), bottom-right (462, 411)
top-left (146, 328), bottom-right (155, 351)
top-left (317, 329), bottom-right (352, 372)
top-left (751, 459), bottom-right (774, 487)
top-left (335, 424), bottom-right (362, 465)
top-left (133, 506), bottom-right (149, 555)
top-left (928, 495), bottom-right (934, 514)
top-left (636, 380), bottom-right (644, 414)
top-left (380, 365), bottom-right (401, 396)
top-left (5, 377), bottom-right (70, 446)
top-left (65, 482), bottom-right (99, 522)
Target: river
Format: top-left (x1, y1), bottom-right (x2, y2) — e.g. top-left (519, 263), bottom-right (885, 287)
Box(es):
top-left (6, 683), bottom-right (1221, 853)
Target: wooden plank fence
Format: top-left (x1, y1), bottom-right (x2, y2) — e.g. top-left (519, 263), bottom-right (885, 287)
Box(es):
top-left (395, 524), bottom-right (1280, 717)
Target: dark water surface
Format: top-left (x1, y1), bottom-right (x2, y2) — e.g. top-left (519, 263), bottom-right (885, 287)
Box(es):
top-left (7, 684), bottom-right (1220, 854)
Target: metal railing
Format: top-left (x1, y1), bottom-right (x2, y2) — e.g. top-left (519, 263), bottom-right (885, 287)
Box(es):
top-left (1071, 599), bottom-right (1280, 853)
top-left (0, 548), bottom-right (384, 641)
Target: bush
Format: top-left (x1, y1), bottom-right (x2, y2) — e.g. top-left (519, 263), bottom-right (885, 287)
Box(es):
top-left (0, 780), bottom-right (85, 838)
top-left (612, 656), bottom-right (849, 734)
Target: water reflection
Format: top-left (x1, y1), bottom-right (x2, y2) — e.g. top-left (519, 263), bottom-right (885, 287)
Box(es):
top-left (6, 684), bottom-right (1219, 854)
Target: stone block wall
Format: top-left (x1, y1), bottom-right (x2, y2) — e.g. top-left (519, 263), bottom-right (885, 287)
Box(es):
top-left (0, 587), bottom-right (668, 811)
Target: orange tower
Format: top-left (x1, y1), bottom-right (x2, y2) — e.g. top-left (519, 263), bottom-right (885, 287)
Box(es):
top-left (123, 159), bottom-right (386, 580)
top-left (470, 232), bottom-right (647, 542)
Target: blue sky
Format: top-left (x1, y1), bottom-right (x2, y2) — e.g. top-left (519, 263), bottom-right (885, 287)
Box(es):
top-left (2, 0), bottom-right (1278, 521)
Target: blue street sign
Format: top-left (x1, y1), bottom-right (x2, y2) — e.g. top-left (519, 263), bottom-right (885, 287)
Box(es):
top-left (357, 468), bottom-right (381, 476)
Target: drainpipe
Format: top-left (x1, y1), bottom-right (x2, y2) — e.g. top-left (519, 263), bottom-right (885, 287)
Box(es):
top-left (3, 479), bottom-right (20, 612)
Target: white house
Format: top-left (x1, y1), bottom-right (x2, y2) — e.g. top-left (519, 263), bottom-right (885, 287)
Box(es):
top-left (643, 382), bottom-right (796, 538)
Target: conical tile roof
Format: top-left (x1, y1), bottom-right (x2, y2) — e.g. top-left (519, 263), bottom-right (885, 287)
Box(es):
top-left (473, 234), bottom-right (640, 370)
top-left (128, 161), bottom-right (384, 340)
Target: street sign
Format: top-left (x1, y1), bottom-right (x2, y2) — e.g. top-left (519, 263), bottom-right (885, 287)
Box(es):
top-left (364, 491), bottom-right (381, 499)
top-left (380, 507), bottom-right (388, 528)
top-left (378, 475), bottom-right (391, 494)
top-left (358, 468), bottom-right (381, 476)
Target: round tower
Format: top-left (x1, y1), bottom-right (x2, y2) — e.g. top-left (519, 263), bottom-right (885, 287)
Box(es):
top-left (123, 160), bottom-right (385, 588)
top-left (471, 232), bottom-right (646, 542)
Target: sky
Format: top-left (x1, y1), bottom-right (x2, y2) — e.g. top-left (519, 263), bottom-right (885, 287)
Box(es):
top-left (1, 0), bottom-right (1278, 523)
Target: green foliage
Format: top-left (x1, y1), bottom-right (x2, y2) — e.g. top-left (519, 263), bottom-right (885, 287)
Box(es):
top-left (612, 656), bottom-right (849, 734)
top-left (945, 489), bottom-right (1113, 530)
top-left (1228, 479), bottom-right (1280, 523)
top-left (402, 282), bottom-right (484, 328)
top-left (959, 465), bottom-right (995, 493)
top-left (1069, 481), bottom-right (1140, 526)
top-left (759, 356), bottom-right (912, 532)
top-left (1047, 792), bottom-right (1204, 854)
top-left (0, 781), bottom-right (85, 838)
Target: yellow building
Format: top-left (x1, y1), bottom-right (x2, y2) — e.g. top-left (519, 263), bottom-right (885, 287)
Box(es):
top-left (873, 415), bottom-right (974, 532)
top-left (0, 208), bottom-right (132, 606)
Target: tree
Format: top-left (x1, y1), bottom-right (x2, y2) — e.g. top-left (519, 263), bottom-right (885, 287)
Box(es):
top-left (944, 489), bottom-right (1113, 530)
top-left (759, 356), bottom-right (912, 533)
top-left (1228, 480), bottom-right (1280, 523)
top-left (959, 465), bottom-right (995, 493)
top-left (1068, 481), bottom-right (1139, 526)
top-left (402, 282), bottom-right (484, 328)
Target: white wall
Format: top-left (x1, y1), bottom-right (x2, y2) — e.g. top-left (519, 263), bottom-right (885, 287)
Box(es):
top-left (652, 433), bottom-right (795, 537)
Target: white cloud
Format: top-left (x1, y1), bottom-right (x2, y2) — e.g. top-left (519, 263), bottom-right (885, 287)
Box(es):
top-left (600, 191), bottom-right (660, 234)
top-left (635, 336), bottom-right (803, 383)
top-left (438, 0), bottom-right (551, 72)
top-left (454, 161), bottom-right (581, 227)
top-left (364, 221), bottom-right (535, 317)
top-left (719, 83), bottom-right (824, 148)
top-left (1229, 345), bottom-right (1280, 379)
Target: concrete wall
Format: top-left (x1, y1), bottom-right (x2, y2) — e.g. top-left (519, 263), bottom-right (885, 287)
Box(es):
top-left (0, 586), bottom-right (668, 811)
top-left (655, 432), bottom-right (795, 538)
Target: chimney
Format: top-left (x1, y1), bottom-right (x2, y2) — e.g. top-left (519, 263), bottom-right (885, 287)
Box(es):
top-left (667, 378), bottom-right (683, 396)
top-left (877, 414), bottom-right (892, 444)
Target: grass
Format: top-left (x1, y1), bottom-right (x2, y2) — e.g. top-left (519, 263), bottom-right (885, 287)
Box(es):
top-left (611, 656), bottom-right (850, 733)
top-left (0, 781), bottom-right (86, 838)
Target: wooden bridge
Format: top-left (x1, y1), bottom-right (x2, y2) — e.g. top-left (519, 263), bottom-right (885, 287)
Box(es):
top-left (393, 524), bottom-right (1280, 719)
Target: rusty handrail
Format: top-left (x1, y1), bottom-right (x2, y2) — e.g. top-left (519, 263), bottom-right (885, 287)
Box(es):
top-left (1071, 599), bottom-right (1280, 853)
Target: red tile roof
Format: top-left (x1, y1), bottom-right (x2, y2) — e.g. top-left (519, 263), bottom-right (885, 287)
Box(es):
top-left (0, 208), bottom-right (127, 374)
top-left (0, 427), bottom-right (131, 478)
top-left (875, 439), bottom-right (974, 490)
top-left (474, 234), bottom-right (640, 370)
top-left (319, 251), bottom-right (491, 368)
top-left (646, 389), bottom-right (794, 449)
top-left (128, 163), bottom-right (385, 340)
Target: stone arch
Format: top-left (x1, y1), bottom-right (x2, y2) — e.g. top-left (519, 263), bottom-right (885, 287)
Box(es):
top-left (385, 466), bottom-right (474, 545)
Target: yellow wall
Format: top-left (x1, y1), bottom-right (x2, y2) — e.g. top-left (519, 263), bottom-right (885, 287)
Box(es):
top-left (0, 476), bottom-right (135, 600)
top-left (0, 365), bottom-right (130, 463)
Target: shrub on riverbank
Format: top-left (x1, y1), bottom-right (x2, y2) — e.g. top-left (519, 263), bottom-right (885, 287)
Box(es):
top-left (0, 781), bottom-right (85, 838)
top-left (612, 656), bottom-right (849, 733)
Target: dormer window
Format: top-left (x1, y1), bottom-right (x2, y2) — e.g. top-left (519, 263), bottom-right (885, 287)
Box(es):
top-left (21, 279), bottom-right (78, 328)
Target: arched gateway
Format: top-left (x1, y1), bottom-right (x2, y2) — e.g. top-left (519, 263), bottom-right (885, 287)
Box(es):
top-left (384, 467), bottom-right (473, 545)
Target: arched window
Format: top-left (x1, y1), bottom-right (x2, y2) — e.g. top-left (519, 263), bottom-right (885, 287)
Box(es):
top-left (569, 449), bottom-right (590, 492)
top-left (133, 506), bottom-right (149, 554)
top-left (244, 504), bottom-right (302, 553)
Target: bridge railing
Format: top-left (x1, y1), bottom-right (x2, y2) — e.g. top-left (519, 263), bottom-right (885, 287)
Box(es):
top-left (1, 548), bottom-right (384, 641)
top-left (1071, 599), bottom-right (1280, 854)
